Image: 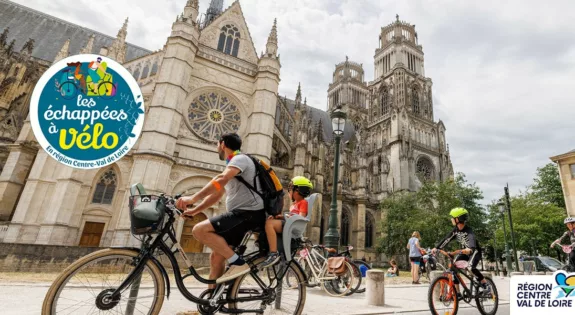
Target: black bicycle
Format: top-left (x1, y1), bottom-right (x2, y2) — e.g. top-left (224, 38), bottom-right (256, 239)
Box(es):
top-left (428, 250), bottom-right (498, 315)
top-left (42, 185), bottom-right (307, 314)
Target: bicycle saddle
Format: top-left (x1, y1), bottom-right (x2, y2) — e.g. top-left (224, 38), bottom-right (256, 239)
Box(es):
top-left (325, 248), bottom-right (337, 254)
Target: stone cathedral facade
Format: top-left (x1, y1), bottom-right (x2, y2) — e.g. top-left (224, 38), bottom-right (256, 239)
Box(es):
top-left (0, 0), bottom-right (452, 261)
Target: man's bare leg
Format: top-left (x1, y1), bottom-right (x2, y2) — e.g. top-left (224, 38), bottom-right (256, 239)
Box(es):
top-left (192, 220), bottom-right (235, 259)
top-left (209, 252), bottom-right (226, 289)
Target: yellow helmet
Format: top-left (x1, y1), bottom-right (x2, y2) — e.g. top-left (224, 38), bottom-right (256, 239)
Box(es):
top-left (290, 176), bottom-right (313, 197)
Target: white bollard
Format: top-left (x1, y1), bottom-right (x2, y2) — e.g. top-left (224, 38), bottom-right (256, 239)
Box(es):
top-left (366, 270), bottom-right (385, 306)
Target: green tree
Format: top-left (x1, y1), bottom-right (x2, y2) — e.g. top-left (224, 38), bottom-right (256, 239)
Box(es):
top-left (378, 173), bottom-right (487, 258)
top-left (531, 163), bottom-right (565, 208)
top-left (509, 192), bottom-right (565, 257)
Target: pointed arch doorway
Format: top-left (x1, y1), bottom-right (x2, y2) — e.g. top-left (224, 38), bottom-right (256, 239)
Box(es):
top-left (180, 213), bottom-right (208, 253)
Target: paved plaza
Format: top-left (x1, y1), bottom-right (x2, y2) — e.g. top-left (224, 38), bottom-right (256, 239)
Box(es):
top-left (1, 277), bottom-right (510, 314)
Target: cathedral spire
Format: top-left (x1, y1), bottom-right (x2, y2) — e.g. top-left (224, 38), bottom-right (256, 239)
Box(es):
top-left (204, 0), bottom-right (224, 27)
top-left (54, 38), bottom-right (70, 63)
top-left (21, 38), bottom-right (34, 55)
top-left (0, 27), bottom-right (8, 47)
top-left (183, 0), bottom-right (199, 24)
top-left (107, 18), bottom-right (128, 63)
top-left (80, 35), bottom-right (95, 54)
top-left (117, 17), bottom-right (128, 41)
top-left (265, 18), bottom-right (278, 56)
top-left (295, 82), bottom-right (302, 104)
top-left (316, 119), bottom-right (324, 142)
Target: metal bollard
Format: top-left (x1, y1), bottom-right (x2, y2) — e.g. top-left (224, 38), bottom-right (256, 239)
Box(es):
top-left (366, 270), bottom-right (385, 306)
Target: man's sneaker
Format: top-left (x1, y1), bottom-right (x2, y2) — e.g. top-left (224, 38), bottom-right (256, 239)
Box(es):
top-left (216, 259), bottom-right (250, 284)
top-left (260, 252), bottom-right (281, 268)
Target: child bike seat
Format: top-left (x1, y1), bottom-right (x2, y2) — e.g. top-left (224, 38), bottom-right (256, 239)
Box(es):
top-left (281, 193), bottom-right (318, 261)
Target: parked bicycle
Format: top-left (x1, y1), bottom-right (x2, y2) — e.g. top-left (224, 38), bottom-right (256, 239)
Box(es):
top-left (294, 239), bottom-right (355, 297)
top-left (419, 248), bottom-right (446, 281)
top-left (42, 184), bottom-right (307, 315)
top-left (428, 250), bottom-right (499, 315)
top-left (321, 245), bottom-right (363, 296)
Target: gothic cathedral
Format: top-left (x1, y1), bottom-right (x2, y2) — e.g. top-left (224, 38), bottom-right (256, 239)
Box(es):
top-left (0, 0), bottom-right (452, 261)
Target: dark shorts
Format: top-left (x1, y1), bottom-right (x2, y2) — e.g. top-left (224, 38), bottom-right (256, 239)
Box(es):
top-left (410, 256), bottom-right (422, 265)
top-left (210, 209), bottom-right (266, 247)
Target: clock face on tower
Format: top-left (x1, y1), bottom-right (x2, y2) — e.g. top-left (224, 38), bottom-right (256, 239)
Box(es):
top-left (188, 91), bottom-right (242, 143)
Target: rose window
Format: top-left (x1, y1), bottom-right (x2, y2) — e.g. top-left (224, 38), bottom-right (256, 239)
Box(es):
top-left (416, 157), bottom-right (434, 181)
top-left (188, 92), bottom-right (242, 142)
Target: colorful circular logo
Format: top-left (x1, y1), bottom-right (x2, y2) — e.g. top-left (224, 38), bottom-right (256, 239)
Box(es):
top-left (30, 54), bottom-right (144, 169)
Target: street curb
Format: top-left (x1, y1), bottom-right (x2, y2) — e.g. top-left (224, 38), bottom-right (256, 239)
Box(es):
top-left (351, 302), bottom-right (511, 314)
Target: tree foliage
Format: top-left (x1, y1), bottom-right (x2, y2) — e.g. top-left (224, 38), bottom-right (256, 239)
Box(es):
top-left (378, 173), bottom-right (487, 258)
top-left (377, 163), bottom-right (568, 265)
top-left (531, 163), bottom-right (565, 209)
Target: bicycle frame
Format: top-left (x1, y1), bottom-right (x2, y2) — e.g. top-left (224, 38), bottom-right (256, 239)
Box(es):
top-left (109, 204), bottom-right (301, 311)
top-left (437, 250), bottom-right (487, 301)
top-left (299, 246), bottom-right (337, 283)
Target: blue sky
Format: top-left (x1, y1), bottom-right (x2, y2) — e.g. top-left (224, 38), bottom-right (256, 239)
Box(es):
top-left (14, 0), bottom-right (575, 204)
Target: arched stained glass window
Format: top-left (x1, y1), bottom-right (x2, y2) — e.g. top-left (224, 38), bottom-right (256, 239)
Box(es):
top-left (412, 87), bottom-right (420, 115)
top-left (365, 212), bottom-right (375, 248)
top-left (217, 25), bottom-right (241, 57)
top-left (92, 169), bottom-right (117, 204)
top-left (416, 157), bottom-right (435, 181)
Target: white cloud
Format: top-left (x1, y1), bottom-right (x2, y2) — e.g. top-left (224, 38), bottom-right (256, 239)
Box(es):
top-left (11, 0), bottom-right (575, 204)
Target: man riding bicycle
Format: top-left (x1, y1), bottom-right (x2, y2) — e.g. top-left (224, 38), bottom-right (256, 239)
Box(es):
top-left (176, 133), bottom-right (266, 286)
top-left (432, 207), bottom-right (491, 297)
top-left (550, 217), bottom-right (575, 270)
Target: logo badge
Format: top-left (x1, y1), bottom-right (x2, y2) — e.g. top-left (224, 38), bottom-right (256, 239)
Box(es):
top-left (30, 54), bottom-right (144, 169)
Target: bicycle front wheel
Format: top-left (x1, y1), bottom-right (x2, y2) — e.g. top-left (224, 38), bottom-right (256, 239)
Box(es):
top-left (42, 248), bottom-right (165, 315)
top-left (229, 258), bottom-right (306, 315)
top-left (428, 275), bottom-right (458, 315)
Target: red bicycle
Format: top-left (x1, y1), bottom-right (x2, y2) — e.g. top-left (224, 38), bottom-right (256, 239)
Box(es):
top-left (428, 250), bottom-right (499, 315)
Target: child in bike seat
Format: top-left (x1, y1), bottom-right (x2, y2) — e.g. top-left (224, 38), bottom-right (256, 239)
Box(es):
top-left (260, 176), bottom-right (312, 268)
top-left (432, 208), bottom-right (491, 297)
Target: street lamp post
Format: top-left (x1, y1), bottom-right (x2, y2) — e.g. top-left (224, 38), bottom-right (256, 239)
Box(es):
top-left (498, 201), bottom-right (513, 274)
top-left (504, 185), bottom-right (520, 272)
top-left (493, 231), bottom-right (499, 274)
top-left (324, 106), bottom-right (347, 248)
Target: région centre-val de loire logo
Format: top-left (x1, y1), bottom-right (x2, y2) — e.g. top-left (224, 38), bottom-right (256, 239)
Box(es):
top-left (30, 54), bottom-right (144, 169)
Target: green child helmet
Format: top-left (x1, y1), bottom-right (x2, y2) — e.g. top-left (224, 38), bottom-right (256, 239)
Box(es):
top-left (450, 207), bottom-right (469, 223)
top-left (290, 176), bottom-right (313, 198)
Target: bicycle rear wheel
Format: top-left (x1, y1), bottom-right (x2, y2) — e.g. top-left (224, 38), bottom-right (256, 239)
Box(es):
top-left (228, 258), bottom-right (306, 315)
top-left (321, 262), bottom-right (355, 297)
top-left (330, 261), bottom-right (362, 296)
top-left (428, 276), bottom-right (458, 315)
top-left (42, 248), bottom-right (165, 315)
top-left (475, 277), bottom-right (499, 315)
